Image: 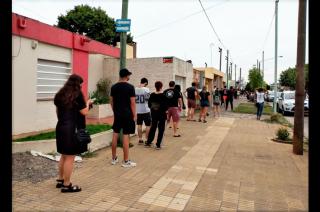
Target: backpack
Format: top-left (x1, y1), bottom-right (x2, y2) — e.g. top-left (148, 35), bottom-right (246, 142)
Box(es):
top-left (213, 92), bottom-right (220, 103)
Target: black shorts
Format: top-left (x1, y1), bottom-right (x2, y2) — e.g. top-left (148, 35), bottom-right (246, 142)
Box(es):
top-left (112, 116), bottom-right (135, 134)
top-left (137, 112), bottom-right (151, 126)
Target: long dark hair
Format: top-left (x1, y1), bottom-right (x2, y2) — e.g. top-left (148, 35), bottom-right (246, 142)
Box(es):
top-left (54, 74), bottom-right (84, 109)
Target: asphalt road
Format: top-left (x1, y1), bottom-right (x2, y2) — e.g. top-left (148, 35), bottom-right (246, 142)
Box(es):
top-left (264, 101), bottom-right (308, 139)
top-left (285, 115), bottom-right (309, 138)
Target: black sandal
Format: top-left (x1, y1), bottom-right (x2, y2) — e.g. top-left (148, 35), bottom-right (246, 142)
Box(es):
top-left (56, 179), bottom-right (64, 188)
top-left (61, 183), bottom-right (82, 193)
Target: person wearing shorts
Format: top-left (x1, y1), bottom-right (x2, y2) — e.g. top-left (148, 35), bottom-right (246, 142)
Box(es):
top-left (110, 68), bottom-right (137, 168)
top-left (198, 86), bottom-right (211, 123)
top-left (184, 82), bottom-right (198, 121)
top-left (222, 86), bottom-right (228, 109)
top-left (163, 81), bottom-right (182, 137)
top-left (212, 87), bottom-right (221, 118)
top-left (135, 78), bottom-right (151, 144)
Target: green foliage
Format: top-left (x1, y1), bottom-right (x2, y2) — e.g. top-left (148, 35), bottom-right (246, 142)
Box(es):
top-left (276, 127), bottom-right (290, 141)
top-left (270, 113), bottom-right (283, 122)
top-left (279, 67), bottom-right (296, 89)
top-left (245, 82), bottom-right (252, 92)
top-left (266, 84), bottom-right (271, 90)
top-left (248, 68), bottom-right (264, 90)
top-left (57, 4), bottom-right (134, 45)
top-left (279, 64), bottom-right (309, 90)
top-left (14, 124), bottom-right (112, 142)
top-left (233, 103), bottom-right (272, 115)
top-left (90, 78), bottom-right (112, 104)
top-left (264, 113), bottom-right (293, 128)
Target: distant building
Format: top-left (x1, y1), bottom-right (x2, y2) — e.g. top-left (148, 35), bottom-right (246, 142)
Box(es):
top-left (193, 67), bottom-right (225, 90)
top-left (103, 57), bottom-right (193, 93)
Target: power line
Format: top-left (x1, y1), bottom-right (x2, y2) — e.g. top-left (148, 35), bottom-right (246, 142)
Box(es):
top-left (261, 11), bottom-right (275, 52)
top-left (135, 0), bottom-right (229, 39)
top-left (198, 0), bottom-right (227, 50)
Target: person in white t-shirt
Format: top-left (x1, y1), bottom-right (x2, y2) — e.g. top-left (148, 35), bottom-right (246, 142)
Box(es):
top-left (135, 78), bottom-right (151, 144)
top-left (256, 87), bottom-right (265, 120)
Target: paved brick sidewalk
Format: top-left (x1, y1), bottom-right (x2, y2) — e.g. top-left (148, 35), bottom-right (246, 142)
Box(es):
top-left (13, 109), bottom-right (308, 211)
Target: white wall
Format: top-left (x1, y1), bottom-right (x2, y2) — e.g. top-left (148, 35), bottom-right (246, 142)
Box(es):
top-left (103, 57), bottom-right (193, 93)
top-left (12, 36), bottom-right (72, 136)
top-left (88, 54), bottom-right (107, 94)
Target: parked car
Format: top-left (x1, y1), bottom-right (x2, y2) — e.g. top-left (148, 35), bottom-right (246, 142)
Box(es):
top-left (277, 91), bottom-right (308, 115)
top-left (266, 91), bottom-right (281, 102)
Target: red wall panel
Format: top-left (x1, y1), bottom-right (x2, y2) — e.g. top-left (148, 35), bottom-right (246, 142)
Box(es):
top-left (73, 50), bottom-right (89, 100)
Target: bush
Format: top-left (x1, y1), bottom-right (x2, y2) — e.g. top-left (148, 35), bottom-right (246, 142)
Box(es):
top-left (276, 127), bottom-right (290, 141)
top-left (90, 78), bottom-right (112, 104)
top-left (270, 113), bottom-right (283, 122)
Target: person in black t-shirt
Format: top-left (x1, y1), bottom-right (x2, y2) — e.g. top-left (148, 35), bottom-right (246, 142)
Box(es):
top-left (145, 81), bottom-right (168, 149)
top-left (184, 82), bottom-right (198, 121)
top-left (198, 86), bottom-right (211, 123)
top-left (54, 74), bottom-right (93, 192)
top-left (226, 86), bottom-right (235, 111)
top-left (222, 86), bottom-right (228, 108)
top-left (110, 68), bottom-right (137, 168)
top-left (163, 81), bottom-right (182, 137)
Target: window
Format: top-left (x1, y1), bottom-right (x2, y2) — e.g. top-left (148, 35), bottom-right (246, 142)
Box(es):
top-left (37, 59), bottom-right (71, 100)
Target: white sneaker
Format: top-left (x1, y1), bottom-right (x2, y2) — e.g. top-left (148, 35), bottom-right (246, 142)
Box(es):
top-left (121, 160), bottom-right (137, 168)
top-left (111, 156), bottom-right (119, 165)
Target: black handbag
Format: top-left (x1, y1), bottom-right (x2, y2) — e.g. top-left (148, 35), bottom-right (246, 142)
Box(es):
top-left (73, 109), bottom-right (91, 145)
top-left (75, 128), bottom-right (91, 144)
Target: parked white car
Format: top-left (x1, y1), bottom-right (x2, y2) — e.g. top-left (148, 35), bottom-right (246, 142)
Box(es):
top-left (277, 91), bottom-right (308, 115)
top-left (266, 91), bottom-right (281, 102)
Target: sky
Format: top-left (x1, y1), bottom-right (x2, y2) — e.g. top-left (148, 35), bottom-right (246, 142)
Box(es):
top-left (12, 0), bottom-right (309, 84)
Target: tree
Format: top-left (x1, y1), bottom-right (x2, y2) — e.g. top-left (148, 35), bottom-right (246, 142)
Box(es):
top-left (293, 0), bottom-right (306, 155)
top-left (279, 64), bottom-right (309, 90)
top-left (57, 4), bottom-right (134, 45)
top-left (265, 84), bottom-right (271, 91)
top-left (245, 82), bottom-right (252, 92)
top-left (247, 68), bottom-right (264, 90)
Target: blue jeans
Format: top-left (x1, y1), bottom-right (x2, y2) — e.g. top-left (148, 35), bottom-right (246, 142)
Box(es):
top-left (256, 102), bottom-right (264, 117)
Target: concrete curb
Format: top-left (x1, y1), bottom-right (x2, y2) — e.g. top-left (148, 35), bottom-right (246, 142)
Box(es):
top-left (13, 130), bottom-right (114, 154)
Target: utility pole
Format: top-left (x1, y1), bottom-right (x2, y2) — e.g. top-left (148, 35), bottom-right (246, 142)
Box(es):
top-left (240, 68), bottom-right (242, 89)
top-left (262, 51), bottom-right (265, 80)
top-left (293, 0), bottom-right (306, 155)
top-left (257, 59), bottom-right (259, 70)
top-left (235, 64), bottom-right (237, 85)
top-left (219, 47), bottom-right (222, 71)
top-left (273, 0), bottom-right (279, 113)
top-left (225, 50), bottom-right (229, 88)
top-left (230, 62), bottom-right (233, 80)
top-left (120, 0), bottom-right (129, 69)
top-left (118, 0), bottom-right (129, 145)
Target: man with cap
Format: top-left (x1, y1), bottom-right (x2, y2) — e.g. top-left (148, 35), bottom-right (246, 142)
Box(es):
top-left (110, 68), bottom-right (137, 168)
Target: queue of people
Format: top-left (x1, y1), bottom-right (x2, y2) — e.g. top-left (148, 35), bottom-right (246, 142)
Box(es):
top-left (53, 69), bottom-right (243, 193)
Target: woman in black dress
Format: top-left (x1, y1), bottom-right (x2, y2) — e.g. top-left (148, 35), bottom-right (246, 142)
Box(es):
top-left (54, 74), bottom-right (93, 192)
